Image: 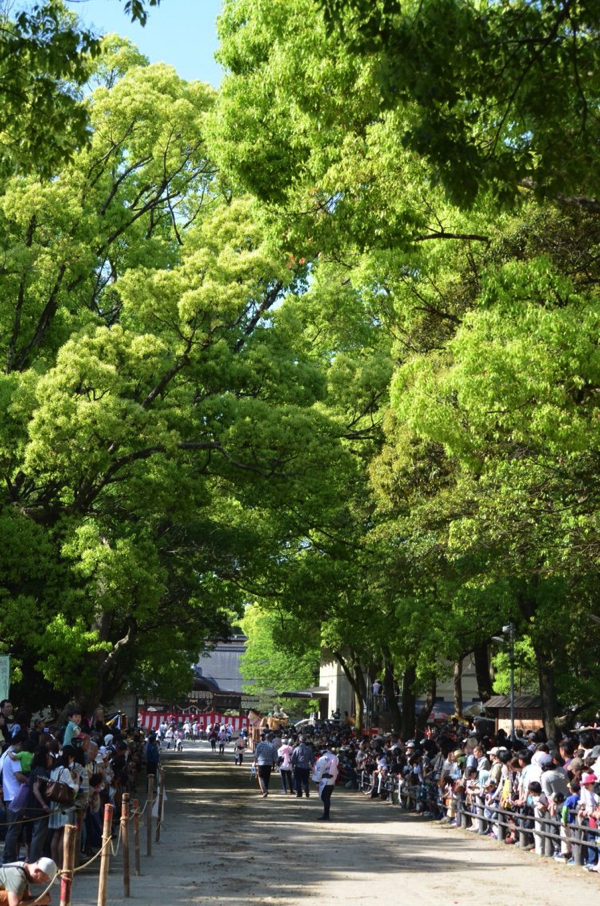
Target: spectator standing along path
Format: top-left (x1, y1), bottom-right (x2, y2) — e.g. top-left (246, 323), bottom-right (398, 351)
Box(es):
top-left (253, 735), bottom-right (279, 798)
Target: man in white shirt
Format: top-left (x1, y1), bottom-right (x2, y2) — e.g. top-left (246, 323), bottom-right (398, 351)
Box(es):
top-left (2, 733), bottom-right (28, 863)
top-left (313, 747), bottom-right (339, 821)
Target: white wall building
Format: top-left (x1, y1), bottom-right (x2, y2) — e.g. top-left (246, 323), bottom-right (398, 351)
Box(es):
top-left (319, 655), bottom-right (481, 717)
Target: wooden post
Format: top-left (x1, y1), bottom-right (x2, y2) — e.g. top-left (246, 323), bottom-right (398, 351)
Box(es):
top-left (59, 823), bottom-right (77, 906)
top-left (132, 798), bottom-right (141, 876)
top-left (146, 775), bottom-right (154, 857)
top-left (121, 792), bottom-right (130, 897)
top-left (155, 768), bottom-right (165, 843)
top-left (97, 803), bottom-right (114, 906)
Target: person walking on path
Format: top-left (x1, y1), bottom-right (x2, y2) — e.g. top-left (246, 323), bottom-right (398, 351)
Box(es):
top-left (278, 738), bottom-right (294, 795)
top-left (291, 736), bottom-right (314, 799)
top-left (234, 737), bottom-right (246, 766)
top-left (145, 734), bottom-right (160, 788)
top-left (253, 734), bottom-right (279, 798)
top-left (313, 746), bottom-right (339, 821)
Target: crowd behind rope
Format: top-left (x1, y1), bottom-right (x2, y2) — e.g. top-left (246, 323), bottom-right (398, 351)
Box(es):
top-left (0, 698), bottom-right (151, 880)
top-left (221, 715), bottom-right (600, 874)
top-left (5, 695), bottom-right (598, 881)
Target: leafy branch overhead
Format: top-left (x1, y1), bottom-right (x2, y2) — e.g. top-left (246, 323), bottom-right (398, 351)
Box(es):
top-left (3, 0), bottom-right (600, 736)
top-left (0, 1), bottom-right (165, 176)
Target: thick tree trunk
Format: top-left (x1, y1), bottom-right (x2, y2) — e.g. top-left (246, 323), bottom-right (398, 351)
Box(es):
top-left (382, 646), bottom-right (402, 734)
top-left (333, 650), bottom-right (367, 732)
top-left (353, 664), bottom-right (368, 732)
top-left (453, 658), bottom-right (463, 716)
top-left (416, 675), bottom-right (436, 731)
top-left (533, 642), bottom-right (561, 741)
top-left (401, 664), bottom-right (416, 739)
top-left (473, 644), bottom-right (493, 702)
top-left (353, 687), bottom-right (364, 731)
top-left (516, 578), bottom-right (561, 741)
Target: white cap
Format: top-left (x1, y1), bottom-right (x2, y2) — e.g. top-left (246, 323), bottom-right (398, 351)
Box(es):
top-left (37, 857), bottom-right (58, 878)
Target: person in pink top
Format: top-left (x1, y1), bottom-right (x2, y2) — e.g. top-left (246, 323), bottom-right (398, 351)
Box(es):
top-left (278, 739), bottom-right (294, 795)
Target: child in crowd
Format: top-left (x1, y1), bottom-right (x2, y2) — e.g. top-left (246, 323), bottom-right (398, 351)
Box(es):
top-left (440, 774), bottom-right (458, 826)
top-left (484, 780), bottom-right (499, 838)
top-left (579, 772), bottom-right (599, 870)
top-left (528, 781), bottom-right (549, 855)
top-left (7, 737), bottom-right (36, 773)
top-left (557, 779), bottom-right (580, 863)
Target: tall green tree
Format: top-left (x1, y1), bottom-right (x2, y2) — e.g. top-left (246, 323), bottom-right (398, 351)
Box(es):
top-left (240, 604), bottom-right (320, 708)
top-left (212, 1), bottom-right (600, 737)
top-left (0, 0), bottom-right (165, 175)
top-left (318, 0), bottom-right (600, 208)
top-left (0, 47), bottom-right (347, 711)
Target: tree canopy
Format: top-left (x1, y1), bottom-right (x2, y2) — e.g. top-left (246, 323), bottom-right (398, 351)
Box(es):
top-left (3, 0), bottom-right (600, 736)
top-left (0, 1), bottom-right (165, 176)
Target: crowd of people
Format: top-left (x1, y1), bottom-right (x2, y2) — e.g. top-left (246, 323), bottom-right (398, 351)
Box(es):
top-left (5, 691), bottom-right (597, 897)
top-left (0, 698), bottom-right (149, 891)
top-left (221, 716), bottom-right (600, 868)
top-left (247, 728), bottom-right (339, 820)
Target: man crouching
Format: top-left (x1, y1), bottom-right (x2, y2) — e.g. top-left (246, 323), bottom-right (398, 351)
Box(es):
top-left (0, 857), bottom-right (57, 906)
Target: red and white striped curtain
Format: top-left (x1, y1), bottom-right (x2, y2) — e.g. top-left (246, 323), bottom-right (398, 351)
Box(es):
top-left (138, 710), bottom-right (250, 731)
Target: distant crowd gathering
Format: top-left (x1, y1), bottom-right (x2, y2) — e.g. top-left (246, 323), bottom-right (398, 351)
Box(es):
top-left (219, 714), bottom-right (600, 871)
top-left (4, 688), bottom-right (598, 898)
top-left (0, 697), bottom-right (155, 897)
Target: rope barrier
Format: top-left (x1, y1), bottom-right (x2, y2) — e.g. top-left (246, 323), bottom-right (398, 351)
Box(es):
top-left (71, 833), bottom-right (113, 874)
top-left (0, 810), bottom-right (53, 828)
top-left (0, 772), bottom-right (166, 906)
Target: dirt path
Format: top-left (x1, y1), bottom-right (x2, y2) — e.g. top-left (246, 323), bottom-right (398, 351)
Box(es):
top-left (69, 744), bottom-right (599, 906)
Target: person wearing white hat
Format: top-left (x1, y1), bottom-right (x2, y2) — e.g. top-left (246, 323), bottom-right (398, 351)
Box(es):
top-left (0, 857), bottom-right (57, 906)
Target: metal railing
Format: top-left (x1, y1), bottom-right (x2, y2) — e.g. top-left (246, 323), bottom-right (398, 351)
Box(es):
top-left (454, 793), bottom-right (599, 865)
top-left (354, 772), bottom-right (600, 868)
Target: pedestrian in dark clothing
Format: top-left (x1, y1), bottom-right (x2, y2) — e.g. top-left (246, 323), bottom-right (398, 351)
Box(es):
top-left (291, 737), bottom-right (314, 798)
top-left (253, 734), bottom-right (279, 798)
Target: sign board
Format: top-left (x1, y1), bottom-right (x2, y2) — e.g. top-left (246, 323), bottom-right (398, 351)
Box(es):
top-left (0, 656), bottom-right (9, 701)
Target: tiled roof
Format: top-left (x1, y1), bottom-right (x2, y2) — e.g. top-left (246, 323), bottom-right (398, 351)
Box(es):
top-left (484, 694), bottom-right (542, 710)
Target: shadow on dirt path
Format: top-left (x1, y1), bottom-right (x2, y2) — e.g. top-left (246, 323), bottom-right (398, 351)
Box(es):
top-left (69, 743), bottom-right (600, 906)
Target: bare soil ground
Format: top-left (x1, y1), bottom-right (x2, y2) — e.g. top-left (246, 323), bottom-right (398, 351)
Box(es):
top-left (69, 743), bottom-right (599, 906)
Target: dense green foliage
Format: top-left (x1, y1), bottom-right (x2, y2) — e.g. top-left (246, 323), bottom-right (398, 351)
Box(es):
top-left (239, 604), bottom-right (320, 711)
top-left (212, 0), bottom-right (600, 736)
top-left (0, 38), bottom-right (345, 710)
top-left (0, 1), bottom-right (163, 176)
top-left (2, 0), bottom-right (600, 735)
